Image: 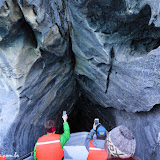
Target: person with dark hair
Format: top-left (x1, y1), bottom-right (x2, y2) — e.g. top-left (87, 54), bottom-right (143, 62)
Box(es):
top-left (85, 120), bottom-right (108, 160)
top-left (105, 125), bottom-right (141, 160)
top-left (34, 113), bottom-right (70, 160)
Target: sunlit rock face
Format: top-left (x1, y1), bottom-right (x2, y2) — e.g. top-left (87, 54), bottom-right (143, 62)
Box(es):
top-left (69, 0), bottom-right (160, 112)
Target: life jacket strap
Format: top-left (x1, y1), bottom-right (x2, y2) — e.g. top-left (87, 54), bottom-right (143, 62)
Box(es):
top-left (89, 147), bottom-right (105, 151)
top-left (37, 140), bottom-right (60, 145)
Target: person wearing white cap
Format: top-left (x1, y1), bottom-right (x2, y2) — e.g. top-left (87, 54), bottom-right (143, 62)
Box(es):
top-left (105, 125), bottom-right (141, 160)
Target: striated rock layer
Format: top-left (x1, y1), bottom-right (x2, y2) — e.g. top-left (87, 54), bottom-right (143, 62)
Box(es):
top-left (69, 0), bottom-right (160, 112)
top-left (0, 0), bottom-right (78, 156)
top-left (0, 0), bottom-right (160, 160)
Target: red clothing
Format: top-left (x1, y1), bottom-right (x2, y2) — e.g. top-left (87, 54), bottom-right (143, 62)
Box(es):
top-left (36, 134), bottom-right (64, 160)
top-left (0, 155), bottom-right (6, 160)
top-left (87, 140), bottom-right (107, 160)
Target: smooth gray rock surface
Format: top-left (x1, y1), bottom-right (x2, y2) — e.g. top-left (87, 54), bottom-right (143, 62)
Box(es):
top-left (0, 0), bottom-right (78, 157)
top-left (69, 0), bottom-right (160, 112)
top-left (0, 74), bottom-right (18, 151)
top-left (0, 0), bottom-right (160, 160)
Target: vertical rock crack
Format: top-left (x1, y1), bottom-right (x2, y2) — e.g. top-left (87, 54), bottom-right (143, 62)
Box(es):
top-left (105, 47), bottom-right (114, 93)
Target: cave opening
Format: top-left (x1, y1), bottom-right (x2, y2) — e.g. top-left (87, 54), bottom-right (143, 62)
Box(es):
top-left (58, 91), bottom-right (116, 134)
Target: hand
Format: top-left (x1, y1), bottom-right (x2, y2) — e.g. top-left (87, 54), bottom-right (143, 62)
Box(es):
top-left (62, 114), bottom-right (68, 122)
top-left (93, 123), bottom-right (96, 130)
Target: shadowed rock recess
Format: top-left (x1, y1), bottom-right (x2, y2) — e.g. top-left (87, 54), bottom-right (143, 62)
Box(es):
top-left (0, 0), bottom-right (160, 159)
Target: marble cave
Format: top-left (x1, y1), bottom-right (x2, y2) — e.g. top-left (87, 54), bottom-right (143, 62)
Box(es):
top-left (0, 0), bottom-right (160, 159)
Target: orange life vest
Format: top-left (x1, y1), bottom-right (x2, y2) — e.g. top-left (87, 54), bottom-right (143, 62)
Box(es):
top-left (36, 134), bottom-right (64, 160)
top-left (0, 155), bottom-right (6, 160)
top-left (87, 140), bottom-right (108, 160)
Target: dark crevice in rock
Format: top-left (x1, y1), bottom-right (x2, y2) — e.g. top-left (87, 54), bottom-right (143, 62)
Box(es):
top-left (153, 104), bottom-right (160, 109)
top-left (55, 23), bottom-right (65, 40)
top-left (105, 47), bottom-right (114, 93)
top-left (16, 4), bottom-right (38, 48)
top-left (127, 4), bottom-right (160, 54)
top-left (69, 34), bottom-right (76, 72)
top-left (97, 62), bottom-right (110, 74)
top-left (78, 74), bottom-right (94, 89)
top-left (23, 19), bottom-right (38, 48)
top-left (131, 104), bottom-right (160, 114)
top-left (85, 3), bottom-right (160, 55)
top-left (25, 96), bottom-right (32, 101)
top-left (0, 16), bottom-right (38, 49)
top-left (24, 19), bottom-right (38, 48)
top-left (145, 104), bottom-right (160, 113)
top-left (59, 92), bottom-right (116, 134)
top-left (130, 23), bottom-right (160, 54)
top-left (3, 1), bottom-right (9, 10)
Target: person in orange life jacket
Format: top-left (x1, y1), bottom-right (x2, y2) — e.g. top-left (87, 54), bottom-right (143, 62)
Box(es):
top-left (34, 114), bottom-right (70, 160)
top-left (104, 125), bottom-right (141, 160)
top-left (85, 121), bottom-right (108, 160)
top-left (0, 155), bottom-right (6, 160)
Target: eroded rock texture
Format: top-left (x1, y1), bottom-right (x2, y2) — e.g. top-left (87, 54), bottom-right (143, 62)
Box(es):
top-left (0, 0), bottom-right (160, 160)
top-left (0, 0), bottom-right (77, 157)
top-left (69, 0), bottom-right (160, 112)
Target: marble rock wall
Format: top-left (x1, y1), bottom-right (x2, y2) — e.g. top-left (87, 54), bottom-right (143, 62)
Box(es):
top-left (0, 0), bottom-right (78, 156)
top-left (69, 0), bottom-right (160, 112)
top-left (0, 0), bottom-right (160, 159)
